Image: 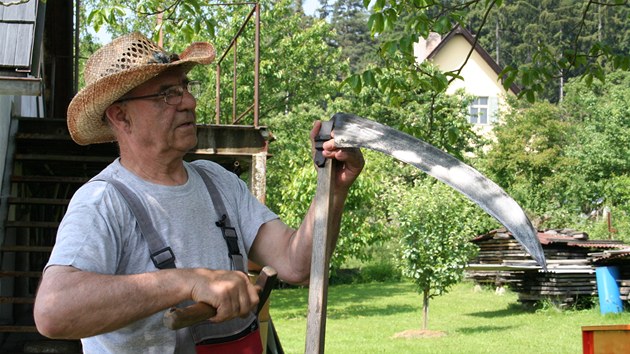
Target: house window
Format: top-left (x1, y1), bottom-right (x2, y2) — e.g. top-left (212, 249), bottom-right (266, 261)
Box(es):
top-left (469, 97), bottom-right (489, 124)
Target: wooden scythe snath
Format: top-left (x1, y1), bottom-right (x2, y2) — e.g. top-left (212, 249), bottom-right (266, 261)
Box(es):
top-left (304, 113), bottom-right (547, 353)
top-left (305, 158), bottom-right (336, 354)
top-left (305, 120), bottom-right (337, 354)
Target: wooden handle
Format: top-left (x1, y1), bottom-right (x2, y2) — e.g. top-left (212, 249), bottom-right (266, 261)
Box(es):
top-left (163, 302), bottom-right (217, 330)
top-left (305, 159), bottom-right (336, 354)
top-left (163, 266), bottom-right (277, 330)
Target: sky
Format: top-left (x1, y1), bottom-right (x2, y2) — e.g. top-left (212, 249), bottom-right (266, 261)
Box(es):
top-left (303, 0), bottom-right (319, 16)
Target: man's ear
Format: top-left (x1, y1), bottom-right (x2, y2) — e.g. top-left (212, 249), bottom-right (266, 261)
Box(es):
top-left (104, 103), bottom-right (130, 132)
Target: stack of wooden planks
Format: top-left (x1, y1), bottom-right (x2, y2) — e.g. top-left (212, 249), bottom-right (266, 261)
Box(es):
top-left (466, 229), bottom-right (629, 307)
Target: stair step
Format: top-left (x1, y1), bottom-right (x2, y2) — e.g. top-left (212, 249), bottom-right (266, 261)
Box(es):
top-left (16, 132), bottom-right (71, 140)
top-left (0, 271), bottom-right (42, 278)
top-left (0, 246), bottom-right (53, 252)
top-left (14, 154), bottom-right (114, 163)
top-left (0, 297), bottom-right (35, 304)
top-left (5, 221), bottom-right (59, 229)
top-left (11, 175), bottom-right (90, 184)
top-left (23, 340), bottom-right (83, 353)
top-left (0, 325), bottom-right (39, 333)
top-left (7, 197), bottom-right (70, 205)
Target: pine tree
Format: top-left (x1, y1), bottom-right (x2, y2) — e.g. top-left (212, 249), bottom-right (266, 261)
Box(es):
top-left (329, 0), bottom-right (381, 71)
top-left (467, 0), bottom-right (629, 103)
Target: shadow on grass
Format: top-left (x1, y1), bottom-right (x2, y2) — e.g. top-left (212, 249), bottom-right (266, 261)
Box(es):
top-left (466, 303), bottom-right (534, 318)
top-left (456, 325), bottom-right (517, 334)
top-left (327, 303), bottom-right (417, 319)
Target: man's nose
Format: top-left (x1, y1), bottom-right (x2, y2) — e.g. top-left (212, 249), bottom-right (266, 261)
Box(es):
top-left (179, 89), bottom-right (197, 109)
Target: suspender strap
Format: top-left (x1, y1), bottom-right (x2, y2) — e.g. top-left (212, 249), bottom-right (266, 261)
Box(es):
top-left (104, 179), bottom-right (177, 270)
top-left (97, 164), bottom-right (246, 273)
top-left (189, 164), bottom-right (245, 273)
top-left (94, 163), bottom-right (249, 352)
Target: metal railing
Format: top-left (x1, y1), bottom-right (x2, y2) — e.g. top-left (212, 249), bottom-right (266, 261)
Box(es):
top-left (213, 2), bottom-right (260, 127)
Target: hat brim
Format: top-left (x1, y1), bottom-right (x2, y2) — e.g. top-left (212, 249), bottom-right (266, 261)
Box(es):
top-left (67, 42), bottom-right (215, 145)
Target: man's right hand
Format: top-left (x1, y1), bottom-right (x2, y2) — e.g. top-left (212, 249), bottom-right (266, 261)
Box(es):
top-left (187, 269), bottom-right (259, 323)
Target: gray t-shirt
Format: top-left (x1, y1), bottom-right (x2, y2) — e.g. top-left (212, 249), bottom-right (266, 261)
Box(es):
top-left (45, 158), bottom-right (278, 353)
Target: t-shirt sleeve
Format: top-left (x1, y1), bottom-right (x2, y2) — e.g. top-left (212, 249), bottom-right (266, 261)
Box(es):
top-left (45, 181), bottom-right (130, 274)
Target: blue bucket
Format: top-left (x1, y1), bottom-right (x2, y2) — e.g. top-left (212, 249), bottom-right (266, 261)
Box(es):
top-left (595, 266), bottom-right (623, 314)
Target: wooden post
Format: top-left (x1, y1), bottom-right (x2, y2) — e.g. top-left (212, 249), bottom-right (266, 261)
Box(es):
top-left (305, 159), bottom-right (335, 354)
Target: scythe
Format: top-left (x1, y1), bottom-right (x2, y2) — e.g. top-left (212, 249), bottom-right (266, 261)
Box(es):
top-left (305, 113), bottom-right (546, 353)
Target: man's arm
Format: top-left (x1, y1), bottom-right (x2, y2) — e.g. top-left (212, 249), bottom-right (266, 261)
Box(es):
top-left (249, 121), bottom-right (364, 284)
top-left (34, 265), bottom-right (258, 339)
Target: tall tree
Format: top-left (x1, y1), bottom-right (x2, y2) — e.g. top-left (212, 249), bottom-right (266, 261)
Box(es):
top-left (317, 0), bottom-right (333, 20)
top-left (329, 0), bottom-right (381, 71)
top-left (481, 99), bottom-right (573, 218)
top-left (467, 0), bottom-right (630, 102)
top-left (82, 0), bottom-right (344, 122)
top-left (294, 0), bottom-right (304, 13)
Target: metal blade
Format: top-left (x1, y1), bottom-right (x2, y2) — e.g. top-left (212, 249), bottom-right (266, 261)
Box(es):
top-left (331, 112), bottom-right (546, 269)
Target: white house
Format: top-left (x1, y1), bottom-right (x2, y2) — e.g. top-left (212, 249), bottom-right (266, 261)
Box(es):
top-left (414, 26), bottom-right (519, 137)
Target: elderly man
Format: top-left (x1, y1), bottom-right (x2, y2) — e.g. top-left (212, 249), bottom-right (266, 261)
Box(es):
top-left (33, 32), bottom-right (363, 353)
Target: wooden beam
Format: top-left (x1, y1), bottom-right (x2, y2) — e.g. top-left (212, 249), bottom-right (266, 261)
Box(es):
top-left (0, 76), bottom-right (41, 96)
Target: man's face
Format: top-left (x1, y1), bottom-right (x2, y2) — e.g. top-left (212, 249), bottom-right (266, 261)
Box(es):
top-left (119, 68), bottom-right (198, 158)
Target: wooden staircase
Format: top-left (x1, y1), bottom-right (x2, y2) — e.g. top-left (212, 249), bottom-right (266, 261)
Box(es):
top-left (0, 117), bottom-right (117, 353)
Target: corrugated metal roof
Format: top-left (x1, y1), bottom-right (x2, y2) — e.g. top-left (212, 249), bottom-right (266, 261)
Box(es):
top-left (0, 0), bottom-right (37, 21)
top-left (590, 248), bottom-right (630, 263)
top-left (473, 228), bottom-right (628, 250)
top-left (0, 0), bottom-right (38, 69)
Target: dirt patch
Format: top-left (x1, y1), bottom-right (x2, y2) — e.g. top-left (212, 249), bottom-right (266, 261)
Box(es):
top-left (392, 329), bottom-right (447, 339)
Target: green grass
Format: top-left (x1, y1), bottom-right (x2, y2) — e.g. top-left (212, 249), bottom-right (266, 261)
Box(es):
top-left (269, 281), bottom-right (630, 353)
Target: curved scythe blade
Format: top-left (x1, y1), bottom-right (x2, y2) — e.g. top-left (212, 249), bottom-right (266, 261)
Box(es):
top-left (331, 112), bottom-right (546, 269)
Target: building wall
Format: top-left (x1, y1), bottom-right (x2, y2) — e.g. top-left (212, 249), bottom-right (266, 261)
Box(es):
top-left (428, 35), bottom-right (514, 138)
top-left (431, 36), bottom-right (507, 97)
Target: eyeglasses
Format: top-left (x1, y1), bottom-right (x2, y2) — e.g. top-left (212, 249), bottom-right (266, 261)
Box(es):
top-left (116, 80), bottom-right (202, 106)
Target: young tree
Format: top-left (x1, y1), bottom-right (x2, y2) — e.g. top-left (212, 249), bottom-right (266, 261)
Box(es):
top-left (390, 180), bottom-right (493, 331)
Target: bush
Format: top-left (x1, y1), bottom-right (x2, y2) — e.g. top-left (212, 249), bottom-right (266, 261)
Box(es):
top-left (329, 259), bottom-right (402, 285)
top-left (358, 261), bottom-right (402, 283)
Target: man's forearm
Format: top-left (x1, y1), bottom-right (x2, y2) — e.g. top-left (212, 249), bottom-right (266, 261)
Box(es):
top-left (289, 182), bottom-right (350, 284)
top-left (34, 266), bottom-right (191, 339)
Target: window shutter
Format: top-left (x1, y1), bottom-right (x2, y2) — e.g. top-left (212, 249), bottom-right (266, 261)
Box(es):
top-left (489, 96), bottom-right (499, 124)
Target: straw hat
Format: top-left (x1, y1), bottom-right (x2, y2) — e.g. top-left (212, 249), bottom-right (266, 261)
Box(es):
top-left (67, 32), bottom-right (215, 145)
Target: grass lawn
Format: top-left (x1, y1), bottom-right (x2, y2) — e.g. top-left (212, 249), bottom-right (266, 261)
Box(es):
top-left (269, 280), bottom-right (630, 353)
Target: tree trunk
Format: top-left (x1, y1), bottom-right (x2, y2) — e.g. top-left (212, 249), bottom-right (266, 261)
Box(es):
top-left (422, 288), bottom-right (429, 330)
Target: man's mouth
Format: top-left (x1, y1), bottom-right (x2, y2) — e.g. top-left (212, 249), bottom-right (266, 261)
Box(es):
top-left (178, 121), bottom-right (195, 128)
